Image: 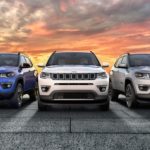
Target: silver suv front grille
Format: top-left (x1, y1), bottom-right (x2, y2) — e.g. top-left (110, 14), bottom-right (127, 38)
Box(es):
top-left (50, 73), bottom-right (97, 80)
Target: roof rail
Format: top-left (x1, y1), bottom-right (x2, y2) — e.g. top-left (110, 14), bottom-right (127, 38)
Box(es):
top-left (18, 52), bottom-right (26, 56)
top-left (49, 51), bottom-right (56, 57)
top-left (52, 50), bottom-right (56, 54)
top-left (18, 52), bottom-right (24, 55)
top-left (90, 51), bottom-right (94, 54)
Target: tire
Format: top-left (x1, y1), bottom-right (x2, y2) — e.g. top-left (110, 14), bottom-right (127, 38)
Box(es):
top-left (125, 83), bottom-right (137, 108)
top-left (38, 100), bottom-right (47, 111)
top-left (10, 83), bottom-right (23, 109)
top-left (29, 82), bottom-right (39, 101)
top-left (109, 81), bottom-right (119, 102)
top-left (100, 100), bottom-right (110, 111)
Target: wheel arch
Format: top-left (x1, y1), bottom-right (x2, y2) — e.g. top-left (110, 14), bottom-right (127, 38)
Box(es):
top-left (125, 78), bottom-right (133, 90)
top-left (16, 77), bottom-right (24, 89)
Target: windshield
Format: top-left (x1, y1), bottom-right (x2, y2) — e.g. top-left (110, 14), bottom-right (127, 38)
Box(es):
top-left (47, 52), bottom-right (101, 66)
top-left (129, 54), bottom-right (150, 67)
top-left (0, 54), bottom-right (19, 67)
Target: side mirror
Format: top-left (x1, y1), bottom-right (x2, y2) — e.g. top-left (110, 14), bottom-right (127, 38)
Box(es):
top-left (38, 63), bottom-right (45, 68)
top-left (118, 64), bottom-right (128, 68)
top-left (102, 62), bottom-right (109, 68)
top-left (20, 63), bottom-right (31, 68)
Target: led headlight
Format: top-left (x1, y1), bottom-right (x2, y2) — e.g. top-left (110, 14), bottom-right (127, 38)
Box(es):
top-left (135, 72), bottom-right (150, 79)
top-left (97, 72), bottom-right (107, 79)
top-left (0, 72), bottom-right (15, 78)
top-left (40, 72), bottom-right (50, 79)
top-left (7, 72), bottom-right (16, 77)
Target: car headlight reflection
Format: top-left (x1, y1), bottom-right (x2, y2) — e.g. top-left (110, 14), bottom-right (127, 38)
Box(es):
top-left (0, 72), bottom-right (16, 78)
top-left (135, 72), bottom-right (150, 79)
top-left (40, 72), bottom-right (50, 79)
top-left (97, 72), bottom-right (107, 79)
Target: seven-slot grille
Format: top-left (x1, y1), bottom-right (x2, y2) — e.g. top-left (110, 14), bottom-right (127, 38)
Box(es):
top-left (50, 73), bottom-right (97, 80)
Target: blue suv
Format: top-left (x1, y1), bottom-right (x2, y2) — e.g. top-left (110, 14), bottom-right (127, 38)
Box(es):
top-left (0, 53), bottom-right (38, 108)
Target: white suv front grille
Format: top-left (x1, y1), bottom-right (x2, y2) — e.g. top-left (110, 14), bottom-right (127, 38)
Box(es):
top-left (50, 73), bottom-right (97, 80)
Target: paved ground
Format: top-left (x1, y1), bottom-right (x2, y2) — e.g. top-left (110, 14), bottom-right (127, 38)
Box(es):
top-left (0, 96), bottom-right (150, 150)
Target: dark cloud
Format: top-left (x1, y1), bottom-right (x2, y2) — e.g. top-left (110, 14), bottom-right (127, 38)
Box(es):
top-left (0, 0), bottom-right (150, 41)
top-left (41, 0), bottom-right (150, 36)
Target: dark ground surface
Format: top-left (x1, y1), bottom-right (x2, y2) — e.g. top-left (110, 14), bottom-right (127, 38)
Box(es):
top-left (0, 95), bottom-right (150, 150)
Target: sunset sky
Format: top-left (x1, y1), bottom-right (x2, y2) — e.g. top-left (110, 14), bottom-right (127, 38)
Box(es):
top-left (0, 0), bottom-right (150, 67)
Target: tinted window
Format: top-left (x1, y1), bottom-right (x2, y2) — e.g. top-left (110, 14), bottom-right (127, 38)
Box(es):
top-left (129, 54), bottom-right (150, 67)
top-left (114, 57), bottom-right (123, 68)
top-left (0, 54), bottom-right (19, 67)
top-left (25, 57), bottom-right (33, 67)
top-left (47, 52), bottom-right (101, 66)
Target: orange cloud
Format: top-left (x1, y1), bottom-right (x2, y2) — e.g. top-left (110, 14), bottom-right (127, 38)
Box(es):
top-left (0, 0), bottom-right (150, 71)
top-left (25, 22), bottom-right (55, 37)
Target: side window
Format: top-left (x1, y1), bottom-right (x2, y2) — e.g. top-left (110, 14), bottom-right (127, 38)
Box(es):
top-left (121, 56), bottom-right (127, 65)
top-left (25, 57), bottom-right (33, 67)
top-left (20, 56), bottom-right (26, 65)
top-left (114, 57), bottom-right (123, 68)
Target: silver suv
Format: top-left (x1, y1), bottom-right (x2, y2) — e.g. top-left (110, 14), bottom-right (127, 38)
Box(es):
top-left (38, 51), bottom-right (110, 111)
top-left (109, 53), bottom-right (150, 108)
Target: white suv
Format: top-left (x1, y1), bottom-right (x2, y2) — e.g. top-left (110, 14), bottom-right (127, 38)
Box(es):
top-left (110, 53), bottom-right (150, 108)
top-left (38, 51), bottom-right (110, 111)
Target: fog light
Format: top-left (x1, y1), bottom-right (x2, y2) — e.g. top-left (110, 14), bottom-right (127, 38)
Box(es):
top-left (138, 85), bottom-right (149, 91)
top-left (41, 86), bottom-right (50, 92)
top-left (1, 83), bottom-right (12, 89)
top-left (98, 86), bottom-right (107, 92)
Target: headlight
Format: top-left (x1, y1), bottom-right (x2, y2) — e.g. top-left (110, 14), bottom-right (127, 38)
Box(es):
top-left (135, 72), bottom-right (150, 79)
top-left (97, 72), bottom-right (107, 79)
top-left (40, 72), bottom-right (50, 79)
top-left (0, 72), bottom-right (15, 78)
top-left (7, 72), bottom-right (16, 77)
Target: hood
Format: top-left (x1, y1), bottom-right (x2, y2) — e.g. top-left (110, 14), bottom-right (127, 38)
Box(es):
top-left (130, 66), bottom-right (150, 73)
top-left (0, 66), bottom-right (18, 73)
top-left (43, 65), bottom-right (105, 73)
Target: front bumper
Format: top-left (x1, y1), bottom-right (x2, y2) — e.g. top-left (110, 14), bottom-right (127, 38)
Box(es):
top-left (38, 77), bottom-right (109, 104)
top-left (39, 96), bottom-right (108, 105)
top-left (0, 78), bottom-right (16, 100)
top-left (133, 78), bottom-right (150, 100)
